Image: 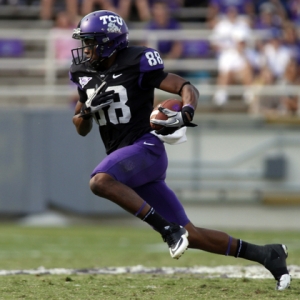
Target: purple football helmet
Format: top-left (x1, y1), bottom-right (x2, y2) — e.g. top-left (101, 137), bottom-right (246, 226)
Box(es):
top-left (71, 10), bottom-right (129, 65)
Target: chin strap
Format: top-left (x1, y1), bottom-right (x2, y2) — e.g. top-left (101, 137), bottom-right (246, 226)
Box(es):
top-left (91, 49), bottom-right (117, 70)
top-left (91, 58), bottom-right (106, 70)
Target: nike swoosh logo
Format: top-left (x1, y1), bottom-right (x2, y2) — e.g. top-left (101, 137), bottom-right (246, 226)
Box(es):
top-left (169, 119), bottom-right (180, 126)
top-left (171, 239), bottom-right (183, 254)
top-left (112, 74), bottom-right (122, 79)
top-left (144, 142), bottom-right (155, 146)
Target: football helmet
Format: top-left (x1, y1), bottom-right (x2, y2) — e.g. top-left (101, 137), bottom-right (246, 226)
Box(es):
top-left (71, 10), bottom-right (129, 66)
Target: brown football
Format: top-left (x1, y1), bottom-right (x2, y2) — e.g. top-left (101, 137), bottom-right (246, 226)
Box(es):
top-left (150, 99), bottom-right (183, 130)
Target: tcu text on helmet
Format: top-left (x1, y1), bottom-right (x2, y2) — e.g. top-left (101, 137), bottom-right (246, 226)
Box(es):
top-left (99, 15), bottom-right (123, 26)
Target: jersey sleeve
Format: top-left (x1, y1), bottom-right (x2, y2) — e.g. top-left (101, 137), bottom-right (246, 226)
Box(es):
top-left (69, 69), bottom-right (83, 93)
top-left (139, 48), bottom-right (165, 73)
top-left (77, 87), bottom-right (87, 103)
top-left (69, 62), bottom-right (85, 91)
top-left (69, 70), bottom-right (87, 103)
top-left (138, 48), bottom-right (166, 89)
top-left (140, 69), bottom-right (168, 89)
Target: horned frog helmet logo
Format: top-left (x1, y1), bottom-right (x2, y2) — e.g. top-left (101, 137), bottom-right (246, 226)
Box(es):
top-left (99, 14), bottom-right (123, 33)
top-left (107, 21), bottom-right (121, 33)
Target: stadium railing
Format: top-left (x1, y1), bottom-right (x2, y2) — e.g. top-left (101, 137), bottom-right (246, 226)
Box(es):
top-left (0, 28), bottom-right (300, 115)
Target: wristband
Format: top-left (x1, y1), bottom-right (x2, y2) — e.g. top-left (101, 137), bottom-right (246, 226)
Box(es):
top-left (182, 105), bottom-right (195, 122)
top-left (178, 81), bottom-right (191, 96)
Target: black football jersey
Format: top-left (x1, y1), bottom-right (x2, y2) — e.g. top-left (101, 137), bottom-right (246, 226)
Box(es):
top-left (70, 46), bottom-right (167, 154)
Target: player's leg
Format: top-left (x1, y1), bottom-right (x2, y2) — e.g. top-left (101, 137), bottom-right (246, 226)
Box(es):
top-left (135, 181), bottom-right (290, 290)
top-left (187, 223), bottom-right (290, 290)
top-left (133, 180), bottom-right (231, 252)
top-left (89, 133), bottom-right (188, 258)
top-left (185, 223), bottom-right (237, 254)
top-left (133, 181), bottom-right (235, 258)
top-left (89, 133), bottom-right (167, 215)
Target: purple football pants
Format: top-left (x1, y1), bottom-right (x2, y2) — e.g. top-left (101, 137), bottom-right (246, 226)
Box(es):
top-left (91, 133), bottom-right (190, 227)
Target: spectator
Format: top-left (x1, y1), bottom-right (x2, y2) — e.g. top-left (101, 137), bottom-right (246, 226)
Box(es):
top-left (248, 59), bottom-right (300, 117)
top-left (182, 39), bottom-right (212, 59)
top-left (282, 22), bottom-right (300, 64)
top-left (212, 28), bottom-right (255, 106)
top-left (278, 59), bottom-right (300, 115)
top-left (210, 5), bottom-right (251, 54)
top-left (262, 29), bottom-right (292, 80)
top-left (208, 0), bottom-right (254, 15)
top-left (248, 66), bottom-right (279, 115)
top-left (207, 0), bottom-right (254, 27)
top-left (116, 0), bottom-right (152, 21)
top-left (248, 56), bottom-right (300, 117)
top-left (249, 26), bottom-right (300, 116)
top-left (81, 0), bottom-right (117, 18)
top-left (83, 0), bottom-right (152, 21)
top-left (252, 1), bottom-right (285, 33)
top-left (145, 0), bottom-right (183, 60)
top-left (286, 0), bottom-right (300, 25)
top-left (254, 0), bottom-right (287, 22)
top-left (51, 11), bottom-right (80, 105)
top-left (40, 0), bottom-right (79, 22)
top-left (52, 11), bottom-right (79, 67)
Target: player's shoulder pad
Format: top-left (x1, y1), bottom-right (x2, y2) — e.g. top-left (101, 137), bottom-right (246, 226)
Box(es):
top-left (69, 60), bottom-right (97, 84)
top-left (140, 46), bottom-right (165, 72)
top-left (119, 46), bottom-right (163, 63)
top-left (118, 46), bottom-right (165, 73)
top-left (116, 46), bottom-right (148, 67)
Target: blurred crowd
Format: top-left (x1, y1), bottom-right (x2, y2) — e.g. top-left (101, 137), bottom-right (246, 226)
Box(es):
top-left (208, 0), bottom-right (300, 116)
top-left (1, 0), bottom-right (300, 116)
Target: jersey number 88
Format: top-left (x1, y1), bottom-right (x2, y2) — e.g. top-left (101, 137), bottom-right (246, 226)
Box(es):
top-left (87, 85), bottom-right (131, 126)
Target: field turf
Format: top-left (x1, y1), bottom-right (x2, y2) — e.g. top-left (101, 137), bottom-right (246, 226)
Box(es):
top-left (0, 225), bottom-right (298, 299)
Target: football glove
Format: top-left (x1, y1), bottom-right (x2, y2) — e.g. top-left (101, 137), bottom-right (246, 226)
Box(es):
top-left (151, 106), bottom-right (197, 135)
top-left (80, 82), bottom-right (115, 119)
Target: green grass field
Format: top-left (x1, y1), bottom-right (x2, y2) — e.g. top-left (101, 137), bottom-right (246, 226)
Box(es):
top-left (0, 225), bottom-right (298, 299)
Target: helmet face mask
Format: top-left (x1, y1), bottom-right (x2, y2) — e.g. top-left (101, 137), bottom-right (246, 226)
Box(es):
top-left (72, 38), bottom-right (99, 65)
top-left (71, 10), bottom-right (129, 66)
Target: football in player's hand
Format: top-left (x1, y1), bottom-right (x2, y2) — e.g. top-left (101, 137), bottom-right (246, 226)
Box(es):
top-left (150, 99), bottom-right (183, 130)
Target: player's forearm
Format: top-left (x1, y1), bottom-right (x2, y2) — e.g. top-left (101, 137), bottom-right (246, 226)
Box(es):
top-left (72, 114), bottom-right (93, 136)
top-left (159, 73), bottom-right (199, 110)
top-left (180, 84), bottom-right (199, 111)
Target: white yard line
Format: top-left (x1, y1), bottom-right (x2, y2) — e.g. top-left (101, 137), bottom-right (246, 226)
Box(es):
top-left (0, 265), bottom-right (298, 278)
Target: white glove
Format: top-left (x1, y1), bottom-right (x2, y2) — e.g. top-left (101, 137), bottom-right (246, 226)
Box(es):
top-left (151, 107), bottom-right (197, 128)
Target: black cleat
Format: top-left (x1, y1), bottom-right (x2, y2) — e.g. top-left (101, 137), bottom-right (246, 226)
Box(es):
top-left (161, 224), bottom-right (189, 259)
top-left (264, 244), bottom-right (291, 290)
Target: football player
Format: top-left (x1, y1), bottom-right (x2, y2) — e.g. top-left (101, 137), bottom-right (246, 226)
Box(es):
top-left (70, 10), bottom-right (290, 290)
